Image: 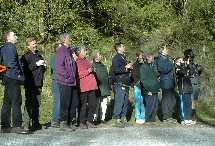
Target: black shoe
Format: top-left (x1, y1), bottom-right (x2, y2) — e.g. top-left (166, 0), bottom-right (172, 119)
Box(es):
top-left (60, 121), bottom-right (73, 131)
top-left (86, 121), bottom-right (97, 128)
top-left (1, 128), bottom-right (11, 133)
top-left (70, 124), bottom-right (77, 131)
top-left (30, 123), bottom-right (42, 131)
top-left (11, 127), bottom-right (30, 134)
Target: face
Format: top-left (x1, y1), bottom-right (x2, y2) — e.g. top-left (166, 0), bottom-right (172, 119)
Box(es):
top-left (79, 49), bottom-right (87, 58)
top-left (162, 47), bottom-right (169, 56)
top-left (7, 32), bottom-right (18, 44)
top-left (147, 56), bottom-right (154, 64)
top-left (28, 40), bottom-right (37, 52)
top-left (94, 52), bottom-right (102, 62)
top-left (138, 52), bottom-right (144, 62)
top-left (64, 36), bottom-right (71, 46)
top-left (117, 44), bottom-right (125, 53)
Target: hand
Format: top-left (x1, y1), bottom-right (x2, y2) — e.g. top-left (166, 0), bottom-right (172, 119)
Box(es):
top-left (88, 68), bottom-right (93, 73)
top-left (125, 63), bottom-right (133, 70)
top-left (148, 92), bottom-right (152, 96)
top-left (36, 60), bottom-right (45, 66)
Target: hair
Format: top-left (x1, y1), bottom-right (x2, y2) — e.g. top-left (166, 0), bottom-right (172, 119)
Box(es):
top-left (3, 31), bottom-right (12, 42)
top-left (59, 33), bottom-right (70, 44)
top-left (184, 49), bottom-right (194, 59)
top-left (73, 46), bottom-right (86, 56)
top-left (136, 50), bottom-right (144, 57)
top-left (26, 37), bottom-right (36, 46)
top-left (114, 42), bottom-right (124, 51)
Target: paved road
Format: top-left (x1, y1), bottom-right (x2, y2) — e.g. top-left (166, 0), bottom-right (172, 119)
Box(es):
top-left (0, 123), bottom-right (214, 146)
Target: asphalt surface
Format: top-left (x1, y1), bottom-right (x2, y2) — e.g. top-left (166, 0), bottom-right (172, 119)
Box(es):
top-left (0, 123), bottom-right (214, 146)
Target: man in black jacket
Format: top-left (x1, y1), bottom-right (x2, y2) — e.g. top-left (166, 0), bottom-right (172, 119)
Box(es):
top-left (21, 37), bottom-right (46, 131)
top-left (0, 32), bottom-right (27, 133)
top-left (111, 43), bottom-right (133, 128)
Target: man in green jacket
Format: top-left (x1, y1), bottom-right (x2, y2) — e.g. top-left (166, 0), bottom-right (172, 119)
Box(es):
top-left (140, 54), bottom-right (160, 122)
top-left (93, 51), bottom-right (111, 123)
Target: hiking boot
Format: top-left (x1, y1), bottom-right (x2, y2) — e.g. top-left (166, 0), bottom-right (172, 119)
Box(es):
top-left (113, 119), bottom-right (125, 128)
top-left (1, 128), bottom-right (11, 133)
top-left (79, 123), bottom-right (88, 129)
top-left (60, 121), bottom-right (72, 131)
top-left (70, 124), bottom-right (77, 131)
top-left (121, 117), bottom-right (131, 127)
top-left (51, 121), bottom-right (60, 128)
top-left (30, 123), bottom-right (42, 131)
top-left (11, 127), bottom-right (30, 134)
top-left (86, 121), bottom-right (97, 128)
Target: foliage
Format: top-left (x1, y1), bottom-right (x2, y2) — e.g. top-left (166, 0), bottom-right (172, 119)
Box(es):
top-left (0, 0), bottom-right (215, 122)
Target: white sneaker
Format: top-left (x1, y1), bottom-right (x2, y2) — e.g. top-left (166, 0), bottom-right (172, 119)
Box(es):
top-left (189, 120), bottom-right (196, 125)
top-left (136, 120), bottom-right (143, 124)
top-left (139, 119), bottom-right (145, 124)
top-left (181, 120), bottom-right (191, 126)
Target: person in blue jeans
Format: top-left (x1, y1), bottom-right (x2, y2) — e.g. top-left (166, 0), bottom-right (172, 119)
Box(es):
top-left (50, 43), bottom-right (61, 128)
top-left (112, 43), bottom-right (133, 128)
top-left (131, 51), bottom-right (145, 124)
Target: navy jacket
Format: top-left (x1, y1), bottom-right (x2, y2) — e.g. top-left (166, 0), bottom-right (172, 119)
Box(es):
top-left (0, 42), bottom-right (24, 81)
top-left (111, 53), bottom-right (131, 86)
top-left (21, 50), bottom-right (46, 88)
top-left (155, 54), bottom-right (175, 90)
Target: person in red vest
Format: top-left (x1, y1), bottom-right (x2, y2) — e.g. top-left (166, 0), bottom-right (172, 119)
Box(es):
top-left (74, 46), bottom-right (98, 129)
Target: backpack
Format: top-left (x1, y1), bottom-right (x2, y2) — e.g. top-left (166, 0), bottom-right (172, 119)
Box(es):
top-left (0, 45), bottom-right (7, 80)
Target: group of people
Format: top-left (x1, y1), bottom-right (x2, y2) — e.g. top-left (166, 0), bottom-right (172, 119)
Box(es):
top-left (0, 31), bottom-right (202, 134)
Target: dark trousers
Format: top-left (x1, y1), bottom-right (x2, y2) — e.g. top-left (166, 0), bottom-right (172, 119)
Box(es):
top-left (25, 87), bottom-right (41, 124)
top-left (179, 93), bottom-right (192, 120)
top-left (80, 90), bottom-right (97, 124)
top-left (58, 84), bottom-right (78, 123)
top-left (113, 84), bottom-right (129, 119)
top-left (68, 87), bottom-right (80, 123)
top-left (145, 94), bottom-right (158, 122)
top-left (161, 89), bottom-right (176, 120)
top-left (1, 76), bottom-right (22, 128)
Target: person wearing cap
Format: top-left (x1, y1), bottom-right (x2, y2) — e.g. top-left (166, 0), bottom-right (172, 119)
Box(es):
top-left (74, 46), bottom-right (98, 129)
top-left (155, 46), bottom-right (177, 123)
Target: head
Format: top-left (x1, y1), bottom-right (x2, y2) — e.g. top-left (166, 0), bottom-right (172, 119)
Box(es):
top-left (59, 33), bottom-right (71, 47)
top-left (184, 49), bottom-right (194, 61)
top-left (74, 46), bottom-right (87, 59)
top-left (93, 51), bottom-right (102, 63)
top-left (26, 37), bottom-right (37, 52)
top-left (146, 54), bottom-right (154, 64)
top-left (4, 31), bottom-right (18, 44)
top-left (174, 57), bottom-right (184, 66)
top-left (114, 43), bottom-right (125, 54)
top-left (159, 45), bottom-right (170, 56)
top-left (136, 51), bottom-right (144, 63)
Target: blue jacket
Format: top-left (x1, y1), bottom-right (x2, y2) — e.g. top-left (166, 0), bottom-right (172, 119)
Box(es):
top-left (111, 53), bottom-right (131, 86)
top-left (155, 54), bottom-right (175, 90)
top-left (0, 42), bottom-right (24, 81)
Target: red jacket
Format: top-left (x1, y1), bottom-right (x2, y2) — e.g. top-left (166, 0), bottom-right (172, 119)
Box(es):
top-left (76, 57), bottom-right (97, 92)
